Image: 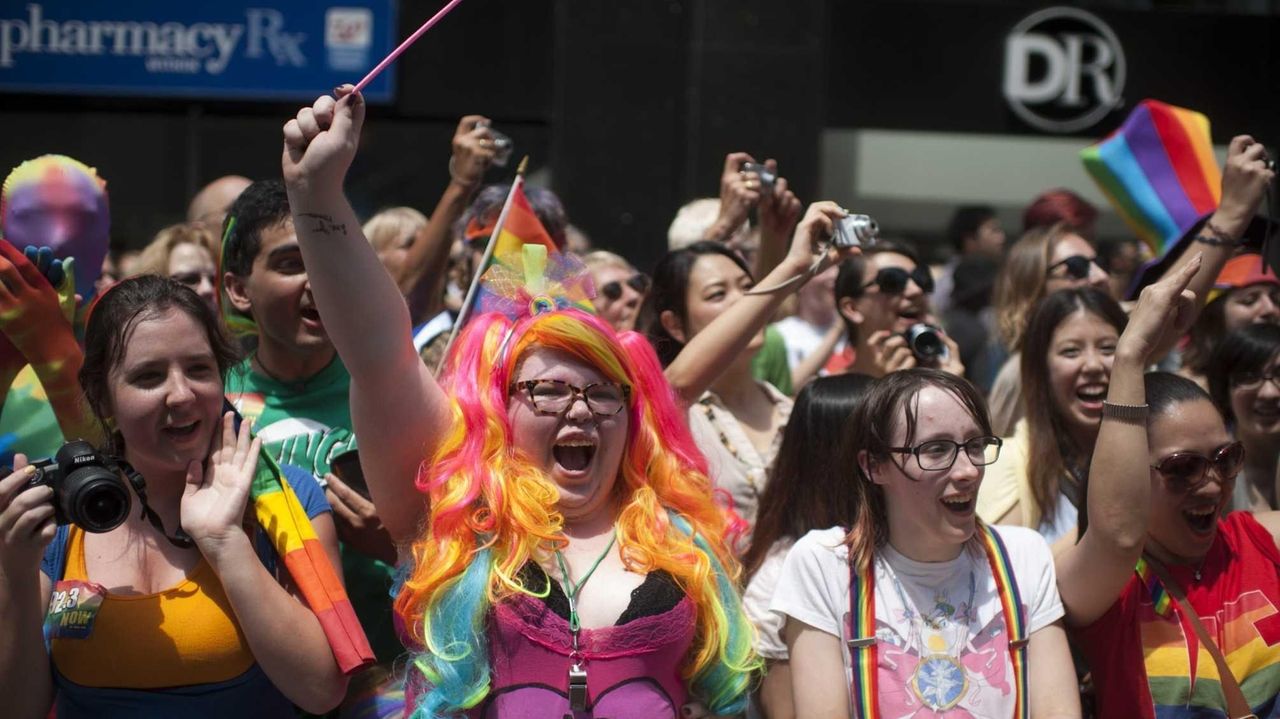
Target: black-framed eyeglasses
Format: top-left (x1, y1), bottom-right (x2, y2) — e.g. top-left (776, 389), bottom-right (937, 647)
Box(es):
top-left (887, 436), bottom-right (1002, 472)
top-left (1046, 255), bottom-right (1098, 280)
top-left (600, 273), bottom-right (650, 301)
top-left (1151, 441), bottom-right (1245, 493)
top-left (862, 266), bottom-right (934, 295)
top-left (509, 379), bottom-right (631, 417)
top-left (1231, 370), bottom-right (1280, 391)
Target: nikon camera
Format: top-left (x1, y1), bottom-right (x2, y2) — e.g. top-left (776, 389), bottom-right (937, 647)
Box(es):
top-left (24, 440), bottom-right (131, 533)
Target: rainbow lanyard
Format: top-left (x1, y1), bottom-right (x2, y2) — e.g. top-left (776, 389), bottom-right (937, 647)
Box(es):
top-left (846, 523), bottom-right (1029, 718)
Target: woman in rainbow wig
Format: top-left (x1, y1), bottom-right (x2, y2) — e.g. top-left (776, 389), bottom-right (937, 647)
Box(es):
top-left (773, 370), bottom-right (1080, 717)
top-left (276, 88), bottom-right (873, 717)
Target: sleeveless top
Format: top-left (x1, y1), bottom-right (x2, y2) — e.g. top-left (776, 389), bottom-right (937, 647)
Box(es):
top-left (39, 465), bottom-right (328, 718)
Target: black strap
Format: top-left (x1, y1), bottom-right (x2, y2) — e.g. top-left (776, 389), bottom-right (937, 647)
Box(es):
top-left (116, 460), bottom-right (194, 549)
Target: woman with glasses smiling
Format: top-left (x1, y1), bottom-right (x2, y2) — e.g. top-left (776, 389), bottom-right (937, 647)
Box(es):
top-left (774, 368), bottom-right (1080, 717)
top-left (1208, 323), bottom-right (1280, 511)
top-left (1057, 259), bottom-right (1280, 718)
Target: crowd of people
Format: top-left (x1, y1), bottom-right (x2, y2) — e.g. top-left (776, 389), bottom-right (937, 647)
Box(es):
top-left (0, 83), bottom-right (1276, 719)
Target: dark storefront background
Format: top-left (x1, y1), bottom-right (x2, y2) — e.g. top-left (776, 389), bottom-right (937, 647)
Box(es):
top-left (0, 0), bottom-right (1275, 272)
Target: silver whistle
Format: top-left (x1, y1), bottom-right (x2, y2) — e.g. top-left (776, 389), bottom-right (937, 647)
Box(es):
top-left (568, 662), bottom-right (589, 711)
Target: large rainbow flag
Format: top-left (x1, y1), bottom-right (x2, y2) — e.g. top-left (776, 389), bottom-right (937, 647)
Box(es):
top-left (1081, 99), bottom-right (1221, 257)
top-left (249, 435), bottom-right (375, 674)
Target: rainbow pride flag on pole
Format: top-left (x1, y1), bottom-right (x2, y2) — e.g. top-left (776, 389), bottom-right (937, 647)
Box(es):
top-left (251, 446), bottom-right (375, 674)
top-left (1081, 99), bottom-right (1221, 257)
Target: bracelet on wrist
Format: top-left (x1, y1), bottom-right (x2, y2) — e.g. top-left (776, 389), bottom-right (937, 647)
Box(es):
top-left (447, 157), bottom-right (481, 189)
top-left (1102, 400), bottom-right (1149, 422)
top-left (1195, 221), bottom-right (1241, 248)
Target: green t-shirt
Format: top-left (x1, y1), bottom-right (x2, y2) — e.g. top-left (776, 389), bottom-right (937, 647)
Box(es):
top-left (751, 323), bottom-right (794, 396)
top-left (225, 354), bottom-right (401, 664)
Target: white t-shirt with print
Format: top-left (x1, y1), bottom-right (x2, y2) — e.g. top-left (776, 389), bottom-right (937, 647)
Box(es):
top-left (770, 525), bottom-right (1063, 717)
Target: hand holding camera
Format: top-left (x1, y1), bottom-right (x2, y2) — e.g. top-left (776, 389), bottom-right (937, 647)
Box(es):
top-left (0, 455), bottom-right (58, 577)
top-left (1213, 135), bottom-right (1275, 238)
top-left (704, 152), bottom-right (763, 243)
top-left (754, 159), bottom-right (804, 249)
top-left (448, 115), bottom-right (499, 188)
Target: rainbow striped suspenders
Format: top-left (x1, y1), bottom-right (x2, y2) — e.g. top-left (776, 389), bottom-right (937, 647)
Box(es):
top-left (845, 523), bottom-right (1029, 718)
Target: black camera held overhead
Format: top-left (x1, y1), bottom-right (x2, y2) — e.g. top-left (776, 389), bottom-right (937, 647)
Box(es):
top-left (24, 440), bottom-right (131, 533)
top-left (903, 323), bottom-right (949, 363)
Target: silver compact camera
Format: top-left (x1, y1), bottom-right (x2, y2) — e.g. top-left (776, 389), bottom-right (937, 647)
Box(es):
top-left (740, 162), bottom-right (777, 190)
top-left (833, 214), bottom-right (879, 248)
top-left (477, 120), bottom-right (513, 167)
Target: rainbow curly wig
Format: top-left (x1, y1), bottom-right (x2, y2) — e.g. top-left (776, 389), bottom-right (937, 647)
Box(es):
top-left (395, 308), bottom-right (760, 717)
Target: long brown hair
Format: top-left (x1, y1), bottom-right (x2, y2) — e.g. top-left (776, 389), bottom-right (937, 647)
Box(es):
top-left (743, 373), bottom-right (874, 581)
top-left (841, 369), bottom-right (993, 570)
top-left (1020, 288), bottom-right (1127, 527)
top-left (993, 223), bottom-right (1072, 351)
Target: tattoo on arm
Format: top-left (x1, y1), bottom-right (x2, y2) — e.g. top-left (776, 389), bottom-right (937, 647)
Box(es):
top-left (298, 213), bottom-right (348, 236)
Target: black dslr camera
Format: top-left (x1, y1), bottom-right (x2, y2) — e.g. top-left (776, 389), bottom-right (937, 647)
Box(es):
top-left (25, 440), bottom-right (131, 533)
top-left (903, 323), bottom-right (949, 362)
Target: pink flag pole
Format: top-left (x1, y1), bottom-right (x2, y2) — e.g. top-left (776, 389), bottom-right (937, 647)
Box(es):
top-left (352, 0), bottom-right (468, 95)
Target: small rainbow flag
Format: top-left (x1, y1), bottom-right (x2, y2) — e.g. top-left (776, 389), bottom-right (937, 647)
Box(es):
top-left (464, 183), bottom-right (559, 271)
top-left (1135, 555), bottom-right (1175, 618)
top-left (250, 439), bottom-right (375, 674)
top-left (1081, 100), bottom-right (1221, 256)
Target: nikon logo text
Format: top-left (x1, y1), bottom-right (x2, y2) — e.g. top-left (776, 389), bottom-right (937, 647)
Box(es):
top-left (1003, 6), bottom-right (1125, 134)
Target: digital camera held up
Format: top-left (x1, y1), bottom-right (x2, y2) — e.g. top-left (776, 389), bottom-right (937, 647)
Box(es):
top-left (476, 119), bottom-right (514, 168)
top-left (24, 440), bottom-right (131, 533)
top-left (740, 162), bottom-right (777, 190)
top-left (833, 214), bottom-right (879, 249)
top-left (903, 323), bottom-right (949, 362)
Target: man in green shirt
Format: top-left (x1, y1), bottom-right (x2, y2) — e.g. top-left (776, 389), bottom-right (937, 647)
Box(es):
top-left (221, 180), bottom-right (402, 675)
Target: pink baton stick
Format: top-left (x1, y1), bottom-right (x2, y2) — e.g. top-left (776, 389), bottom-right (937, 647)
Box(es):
top-left (351, 0), bottom-right (468, 95)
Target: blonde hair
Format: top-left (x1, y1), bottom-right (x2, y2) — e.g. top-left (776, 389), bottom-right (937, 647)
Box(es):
top-left (135, 223), bottom-right (219, 278)
top-left (668, 198), bottom-right (749, 250)
top-left (362, 206), bottom-right (428, 255)
top-left (582, 249), bottom-right (633, 273)
top-left (993, 222), bottom-right (1073, 351)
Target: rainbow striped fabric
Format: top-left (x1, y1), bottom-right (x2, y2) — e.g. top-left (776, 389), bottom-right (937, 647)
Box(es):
top-left (977, 523), bottom-right (1030, 719)
top-left (250, 444), bottom-right (375, 674)
top-left (1081, 100), bottom-right (1221, 256)
top-left (1136, 555), bottom-right (1176, 619)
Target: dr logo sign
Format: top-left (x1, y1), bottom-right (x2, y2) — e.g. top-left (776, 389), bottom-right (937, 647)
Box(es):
top-left (1003, 6), bottom-right (1126, 134)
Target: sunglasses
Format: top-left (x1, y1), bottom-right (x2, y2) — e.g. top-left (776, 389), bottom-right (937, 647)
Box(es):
top-left (862, 266), bottom-right (934, 295)
top-left (600, 273), bottom-right (650, 301)
top-left (1150, 441), bottom-right (1245, 494)
top-left (1046, 255), bottom-right (1098, 280)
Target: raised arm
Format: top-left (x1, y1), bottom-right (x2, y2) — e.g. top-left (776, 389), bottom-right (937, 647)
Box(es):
top-left (281, 87), bottom-right (450, 543)
top-left (1056, 257), bottom-right (1201, 627)
top-left (754, 159), bottom-right (803, 278)
top-left (665, 202), bottom-right (852, 405)
top-left (399, 116), bottom-right (495, 320)
top-left (1149, 136), bottom-right (1273, 357)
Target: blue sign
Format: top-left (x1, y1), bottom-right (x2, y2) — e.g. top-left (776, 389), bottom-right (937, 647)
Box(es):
top-left (0, 1), bottom-right (397, 101)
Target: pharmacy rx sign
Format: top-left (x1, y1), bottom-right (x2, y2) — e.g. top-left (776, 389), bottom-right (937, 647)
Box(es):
top-left (1003, 6), bottom-right (1125, 134)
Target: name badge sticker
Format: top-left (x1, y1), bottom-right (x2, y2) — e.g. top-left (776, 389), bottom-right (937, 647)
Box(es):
top-left (44, 579), bottom-right (107, 640)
